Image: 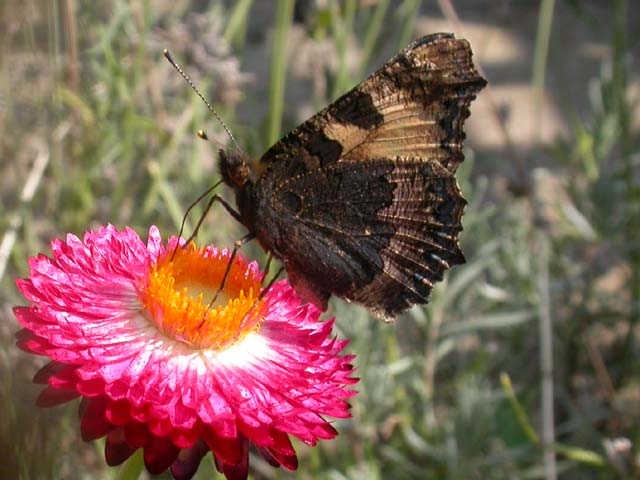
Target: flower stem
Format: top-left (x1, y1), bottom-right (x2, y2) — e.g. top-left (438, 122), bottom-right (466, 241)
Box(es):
top-left (116, 449), bottom-right (144, 480)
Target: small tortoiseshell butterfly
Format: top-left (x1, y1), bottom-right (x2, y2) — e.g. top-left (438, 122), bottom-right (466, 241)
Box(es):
top-left (218, 33), bottom-right (486, 321)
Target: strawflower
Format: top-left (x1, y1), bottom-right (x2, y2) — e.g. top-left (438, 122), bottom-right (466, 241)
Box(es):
top-left (13, 225), bottom-right (357, 479)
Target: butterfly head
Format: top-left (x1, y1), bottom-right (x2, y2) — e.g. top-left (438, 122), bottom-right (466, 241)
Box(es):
top-left (219, 149), bottom-right (254, 190)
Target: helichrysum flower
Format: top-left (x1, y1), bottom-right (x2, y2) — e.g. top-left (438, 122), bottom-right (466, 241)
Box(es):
top-left (14, 225), bottom-right (357, 480)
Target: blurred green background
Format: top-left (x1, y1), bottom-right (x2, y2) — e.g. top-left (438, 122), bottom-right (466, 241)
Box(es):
top-left (1, 0), bottom-right (639, 479)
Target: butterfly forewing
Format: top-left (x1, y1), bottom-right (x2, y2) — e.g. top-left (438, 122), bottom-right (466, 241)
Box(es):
top-left (259, 33), bottom-right (485, 176)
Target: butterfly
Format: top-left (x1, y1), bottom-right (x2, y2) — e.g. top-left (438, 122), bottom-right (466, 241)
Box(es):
top-left (218, 33), bottom-right (486, 321)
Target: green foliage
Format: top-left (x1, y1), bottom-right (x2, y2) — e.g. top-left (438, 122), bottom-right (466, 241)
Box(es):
top-left (2, 0), bottom-right (639, 479)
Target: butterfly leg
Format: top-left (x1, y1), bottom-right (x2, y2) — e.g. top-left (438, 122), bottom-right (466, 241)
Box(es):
top-left (259, 265), bottom-right (284, 301)
top-left (199, 232), bottom-right (256, 328)
top-left (209, 232), bottom-right (255, 306)
top-left (172, 181), bottom-right (243, 259)
top-left (187, 194), bottom-right (244, 245)
top-left (177, 180), bottom-right (223, 243)
top-left (238, 264), bottom-right (285, 330)
top-left (263, 253), bottom-right (273, 277)
top-left (259, 253), bottom-right (285, 300)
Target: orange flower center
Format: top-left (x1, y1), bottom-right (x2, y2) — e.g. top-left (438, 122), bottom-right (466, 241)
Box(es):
top-left (141, 243), bottom-right (264, 350)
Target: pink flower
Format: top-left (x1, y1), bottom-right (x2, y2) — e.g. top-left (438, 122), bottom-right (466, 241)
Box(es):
top-left (14, 225), bottom-right (357, 480)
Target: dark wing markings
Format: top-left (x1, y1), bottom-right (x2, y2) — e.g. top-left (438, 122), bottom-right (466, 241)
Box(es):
top-left (295, 216), bottom-right (446, 301)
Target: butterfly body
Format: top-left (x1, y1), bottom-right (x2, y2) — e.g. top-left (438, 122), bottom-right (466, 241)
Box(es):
top-left (219, 33), bottom-right (486, 321)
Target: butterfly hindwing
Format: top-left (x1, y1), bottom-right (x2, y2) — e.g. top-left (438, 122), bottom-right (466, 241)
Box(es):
top-left (252, 157), bottom-right (466, 320)
top-left (347, 158), bottom-right (466, 319)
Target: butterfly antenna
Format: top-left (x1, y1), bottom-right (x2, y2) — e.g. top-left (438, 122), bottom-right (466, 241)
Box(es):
top-left (163, 49), bottom-right (244, 155)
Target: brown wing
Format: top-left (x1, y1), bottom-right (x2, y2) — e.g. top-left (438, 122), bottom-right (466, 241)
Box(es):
top-left (252, 33), bottom-right (486, 321)
top-left (258, 33), bottom-right (486, 180)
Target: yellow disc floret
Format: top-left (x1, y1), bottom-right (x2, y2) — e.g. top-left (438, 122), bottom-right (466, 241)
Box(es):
top-left (141, 243), bottom-right (264, 350)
